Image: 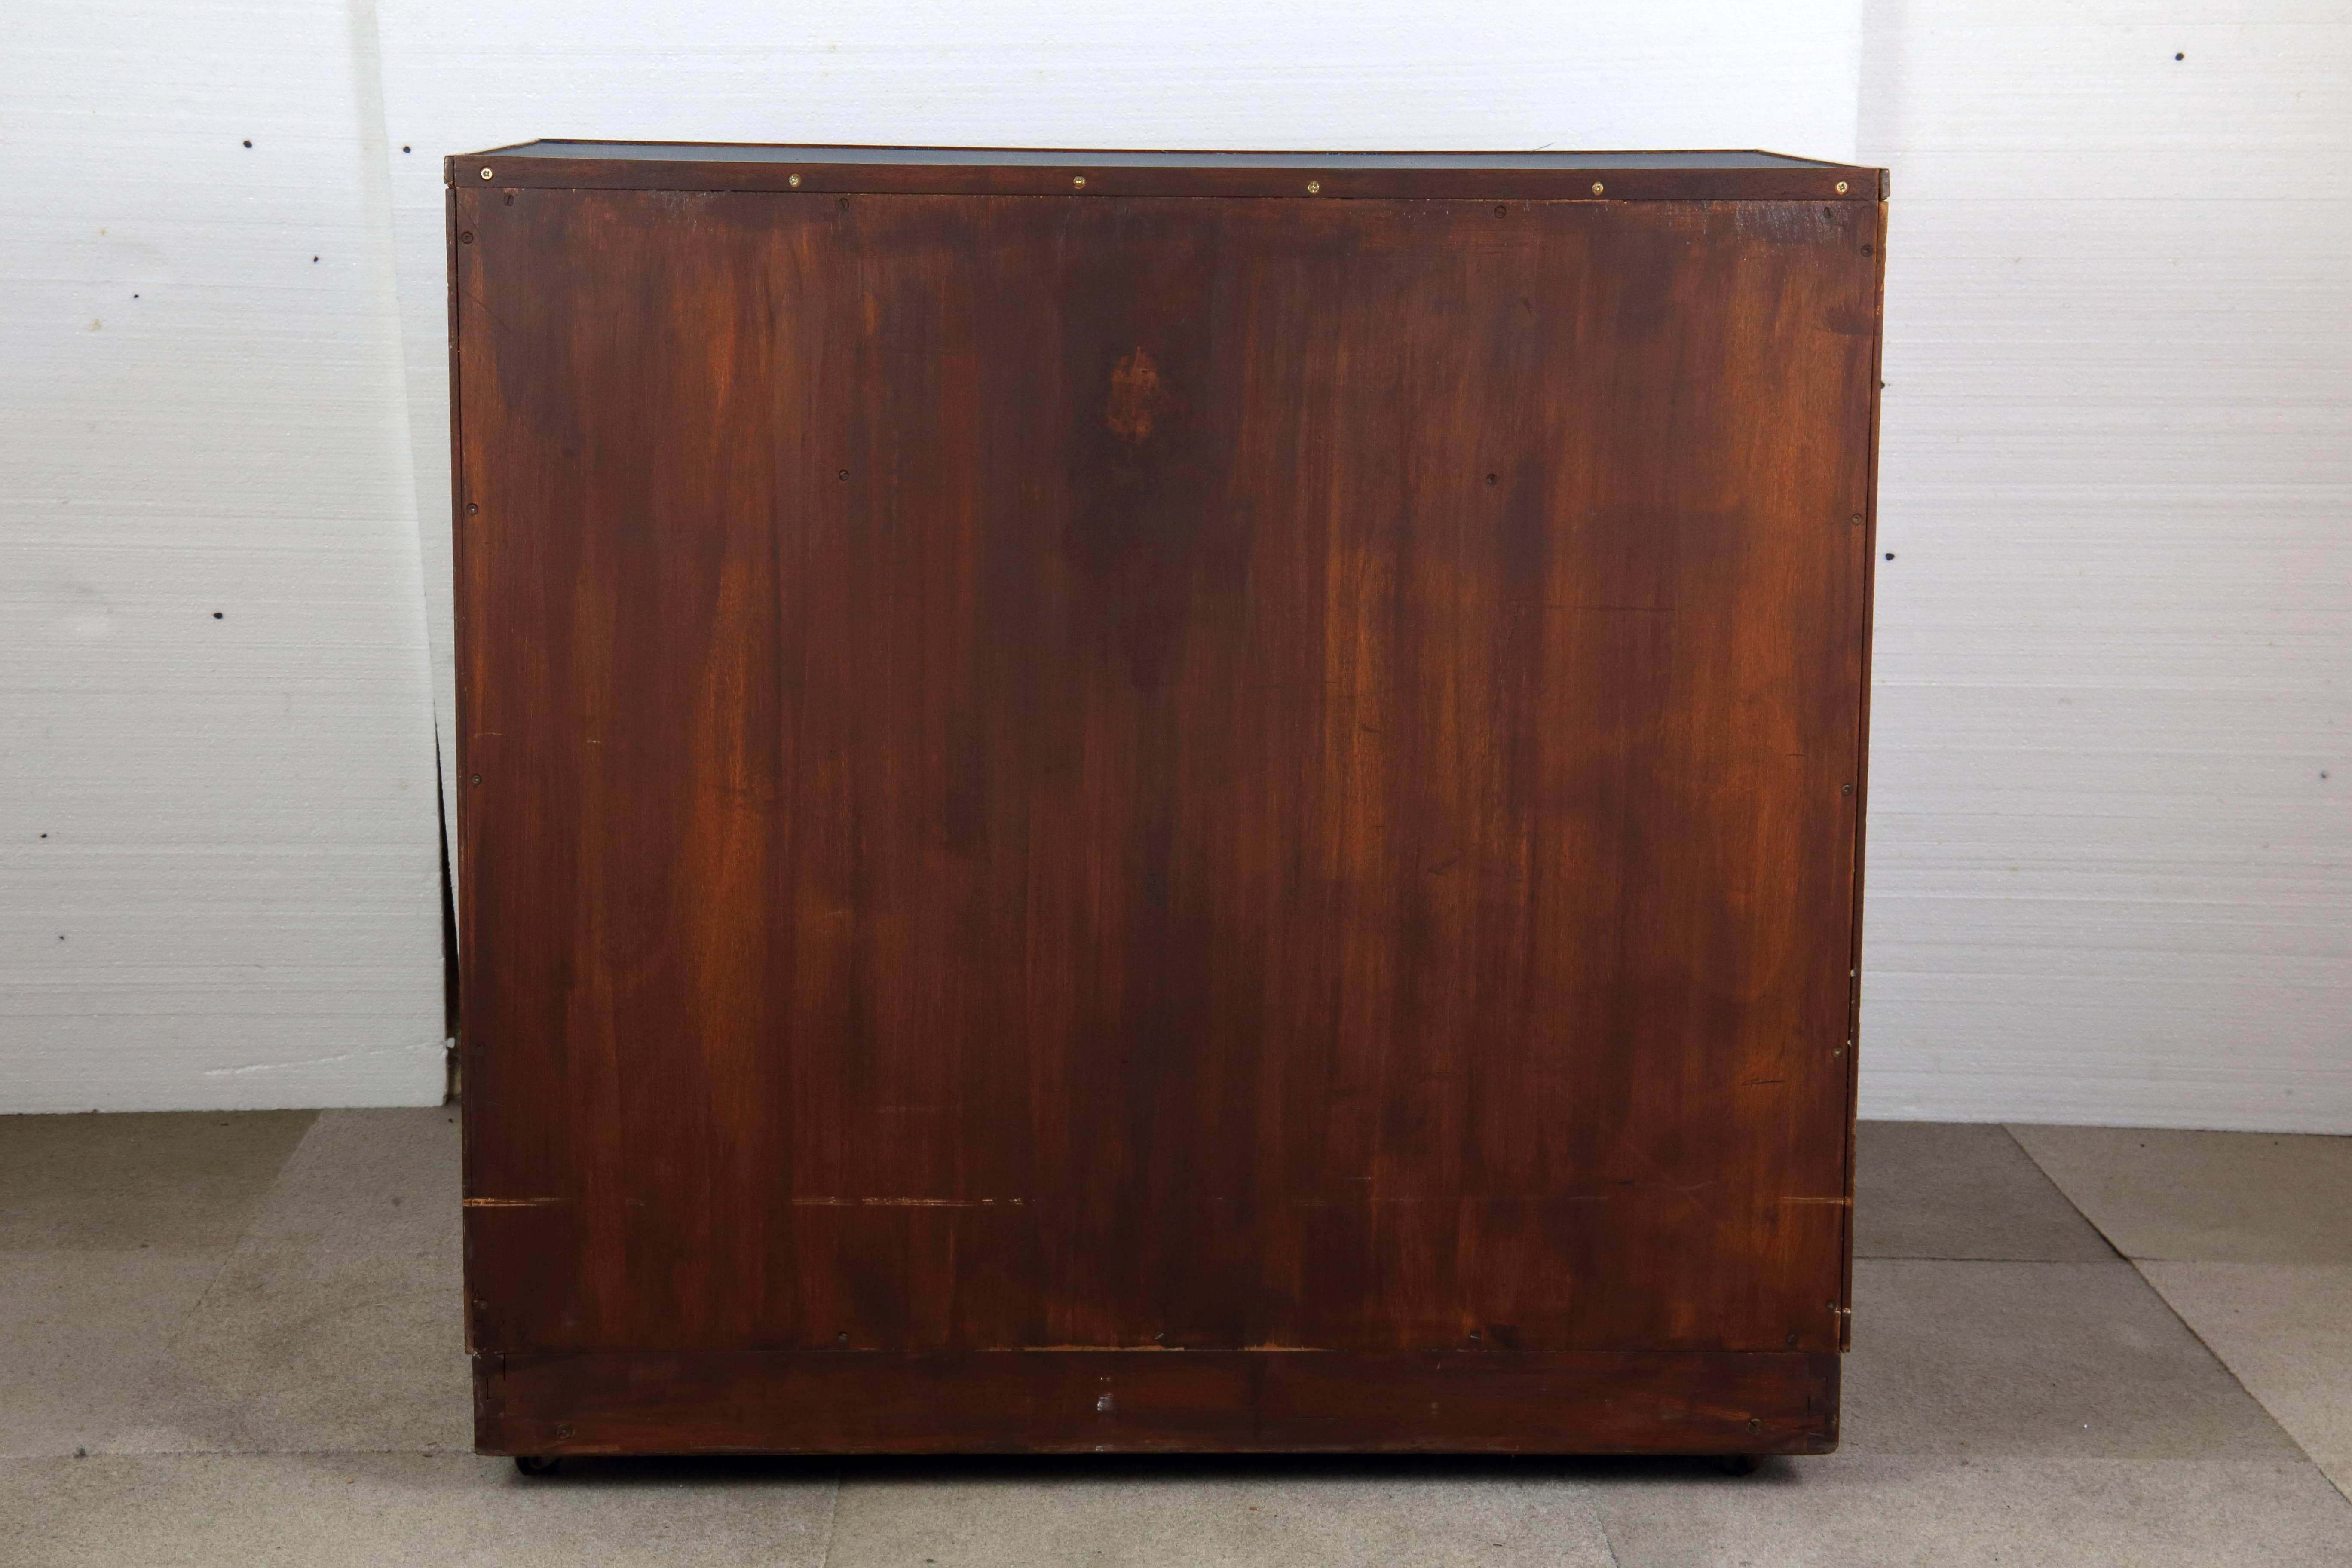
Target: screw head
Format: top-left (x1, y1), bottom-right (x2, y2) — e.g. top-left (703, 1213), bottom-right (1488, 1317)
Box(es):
top-left (1591, 181), bottom-right (1605, 195)
top-left (479, 167), bottom-right (493, 181)
top-left (465, 502), bottom-right (478, 515)
top-left (1836, 181), bottom-right (1849, 194)
top-left (1072, 175), bottom-right (1086, 188)
top-left (788, 173), bottom-right (801, 187)
top-left (1306, 180), bottom-right (1320, 194)
top-left (469, 775), bottom-right (481, 786)
top-left (1842, 783), bottom-right (1855, 796)
top-left (457, 231), bottom-right (474, 244)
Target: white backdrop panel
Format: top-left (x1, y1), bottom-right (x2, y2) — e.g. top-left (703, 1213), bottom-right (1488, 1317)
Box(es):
top-left (1, 0), bottom-right (447, 1110)
top-left (1857, 0), bottom-right (2352, 1130)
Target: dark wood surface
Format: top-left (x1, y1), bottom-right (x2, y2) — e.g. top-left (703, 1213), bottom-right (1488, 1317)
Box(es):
top-left (452, 159), bottom-right (1883, 1453)
top-left (478, 1350), bottom-right (1839, 1457)
top-left (449, 142), bottom-right (1884, 202)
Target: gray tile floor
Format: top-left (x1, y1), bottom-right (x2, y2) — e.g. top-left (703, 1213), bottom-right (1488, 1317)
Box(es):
top-left (3, 1111), bottom-right (2349, 1565)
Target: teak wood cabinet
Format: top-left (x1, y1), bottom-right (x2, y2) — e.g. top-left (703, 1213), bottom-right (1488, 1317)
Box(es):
top-left (450, 143), bottom-right (1886, 1459)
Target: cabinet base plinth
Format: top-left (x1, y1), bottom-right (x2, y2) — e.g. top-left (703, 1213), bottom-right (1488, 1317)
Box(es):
top-left (473, 1348), bottom-right (1839, 1457)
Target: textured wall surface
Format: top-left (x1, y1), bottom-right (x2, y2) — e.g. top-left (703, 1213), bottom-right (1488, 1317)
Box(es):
top-left (1858, 1), bottom-right (2352, 1129)
top-left (1, 0), bottom-right (447, 1110)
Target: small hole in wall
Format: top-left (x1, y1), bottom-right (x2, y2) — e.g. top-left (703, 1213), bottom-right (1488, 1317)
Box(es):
top-left (242, 139), bottom-right (252, 148)
top-left (213, 611), bottom-right (223, 619)
top-left (1885, 552), bottom-right (1896, 560)
top-left (402, 145), bottom-right (413, 153)
top-left (2175, 52), bottom-right (2185, 60)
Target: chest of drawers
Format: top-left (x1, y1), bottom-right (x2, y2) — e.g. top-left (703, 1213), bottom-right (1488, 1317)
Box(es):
top-left (450, 143), bottom-right (1885, 1458)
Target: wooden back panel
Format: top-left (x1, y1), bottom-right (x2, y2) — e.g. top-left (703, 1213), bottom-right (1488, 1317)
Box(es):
top-left (454, 185), bottom-right (1879, 1368)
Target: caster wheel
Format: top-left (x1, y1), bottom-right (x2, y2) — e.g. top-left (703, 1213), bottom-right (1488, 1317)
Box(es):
top-left (514, 1455), bottom-right (561, 1476)
top-left (1712, 1453), bottom-right (1763, 1476)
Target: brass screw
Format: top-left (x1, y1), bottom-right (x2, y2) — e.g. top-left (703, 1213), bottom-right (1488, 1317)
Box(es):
top-left (1072, 175), bottom-right (1086, 188)
top-left (1850, 513), bottom-right (1864, 527)
top-left (479, 167), bottom-right (493, 181)
top-left (1591, 181), bottom-right (1604, 195)
top-left (1306, 180), bottom-right (1320, 194)
top-left (1836, 181), bottom-right (1849, 194)
top-left (788, 173), bottom-right (801, 188)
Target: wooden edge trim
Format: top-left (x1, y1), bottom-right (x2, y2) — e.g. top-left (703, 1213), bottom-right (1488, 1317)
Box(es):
top-left (474, 1348), bottom-right (1840, 1457)
top-left (442, 159), bottom-right (1882, 203)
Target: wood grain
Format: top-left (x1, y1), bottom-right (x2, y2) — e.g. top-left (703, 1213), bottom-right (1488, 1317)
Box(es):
top-left (452, 166), bottom-right (1883, 1451)
top-left (478, 1349), bottom-right (1841, 1457)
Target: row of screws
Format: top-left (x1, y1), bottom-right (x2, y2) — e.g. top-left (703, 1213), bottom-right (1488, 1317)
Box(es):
top-left (468, 164), bottom-right (1862, 199)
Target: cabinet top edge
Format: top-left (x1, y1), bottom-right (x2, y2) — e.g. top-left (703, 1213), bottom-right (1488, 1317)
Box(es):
top-left (444, 143), bottom-right (1888, 200)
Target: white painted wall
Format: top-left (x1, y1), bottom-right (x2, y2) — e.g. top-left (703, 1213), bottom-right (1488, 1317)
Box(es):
top-left (1, 0), bottom-right (447, 1110)
top-left (8, 0), bottom-right (2346, 1131)
top-left (1857, 0), bottom-right (2352, 1130)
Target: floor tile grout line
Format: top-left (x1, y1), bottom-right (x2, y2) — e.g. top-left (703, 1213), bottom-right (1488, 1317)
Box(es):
top-left (813, 1468), bottom-right (844, 1568)
top-left (159, 1110), bottom-right (331, 1335)
top-left (2124, 1256), bottom-right (2352, 1511)
top-left (2000, 1123), bottom-right (2128, 1263)
top-left (1597, 1508), bottom-right (1624, 1568)
top-left (2008, 1123), bottom-right (2349, 1500)
top-left (1857, 1253), bottom-right (2137, 1264)
top-left (64, 1112), bottom-right (331, 1459)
